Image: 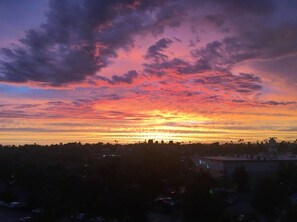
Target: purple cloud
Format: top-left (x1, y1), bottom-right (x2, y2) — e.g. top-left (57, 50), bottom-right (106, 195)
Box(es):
top-left (0, 0), bottom-right (183, 86)
top-left (97, 70), bottom-right (139, 84)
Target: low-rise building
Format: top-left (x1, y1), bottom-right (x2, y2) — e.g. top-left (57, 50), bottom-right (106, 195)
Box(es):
top-left (194, 138), bottom-right (297, 182)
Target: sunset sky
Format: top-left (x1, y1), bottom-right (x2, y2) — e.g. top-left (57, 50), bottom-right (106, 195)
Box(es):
top-left (0, 0), bottom-right (296, 145)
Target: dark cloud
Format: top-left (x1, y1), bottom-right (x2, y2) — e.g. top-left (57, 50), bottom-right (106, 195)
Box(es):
top-left (144, 56), bottom-right (210, 76)
top-left (97, 70), bottom-right (138, 84)
top-left (231, 99), bottom-right (296, 106)
top-left (0, 109), bottom-right (42, 118)
top-left (202, 95), bottom-right (224, 103)
top-left (260, 100), bottom-right (296, 106)
top-left (144, 37), bottom-right (211, 76)
top-left (224, 0), bottom-right (276, 15)
top-left (237, 15), bottom-right (296, 60)
top-left (0, 0), bottom-right (295, 88)
top-left (286, 0), bottom-right (297, 9)
top-left (110, 70), bottom-right (138, 84)
top-left (72, 99), bottom-right (93, 108)
top-left (0, 95), bottom-right (123, 119)
top-left (182, 0), bottom-right (277, 16)
top-left (144, 38), bottom-right (263, 95)
top-left (194, 72), bottom-right (262, 94)
top-left (250, 54), bottom-right (297, 84)
top-left (15, 104), bottom-right (41, 109)
top-left (191, 2), bottom-right (297, 83)
top-left (232, 73), bottom-right (263, 93)
top-left (100, 94), bottom-right (121, 101)
top-left (0, 0), bottom-right (183, 86)
top-left (205, 15), bottom-right (225, 27)
top-left (191, 37), bottom-right (257, 70)
top-left (232, 99), bottom-right (245, 103)
top-left (145, 38), bottom-right (173, 62)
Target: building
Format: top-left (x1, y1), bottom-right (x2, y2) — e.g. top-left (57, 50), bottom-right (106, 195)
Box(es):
top-left (194, 138), bottom-right (297, 182)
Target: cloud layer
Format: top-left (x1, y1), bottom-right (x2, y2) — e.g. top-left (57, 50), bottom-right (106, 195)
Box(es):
top-left (0, 0), bottom-right (297, 144)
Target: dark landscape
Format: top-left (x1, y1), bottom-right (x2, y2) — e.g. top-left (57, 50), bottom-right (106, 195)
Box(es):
top-left (0, 140), bottom-right (297, 221)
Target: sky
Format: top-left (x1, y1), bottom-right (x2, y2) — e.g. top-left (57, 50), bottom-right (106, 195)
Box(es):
top-left (0, 0), bottom-right (297, 145)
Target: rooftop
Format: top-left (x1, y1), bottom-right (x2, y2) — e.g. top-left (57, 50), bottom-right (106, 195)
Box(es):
top-left (200, 154), bottom-right (297, 162)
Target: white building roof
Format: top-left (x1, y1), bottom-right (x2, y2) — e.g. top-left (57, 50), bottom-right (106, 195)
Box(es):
top-left (200, 154), bottom-right (297, 162)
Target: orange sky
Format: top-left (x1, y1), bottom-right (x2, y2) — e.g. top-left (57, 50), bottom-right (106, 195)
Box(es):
top-left (0, 0), bottom-right (296, 144)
